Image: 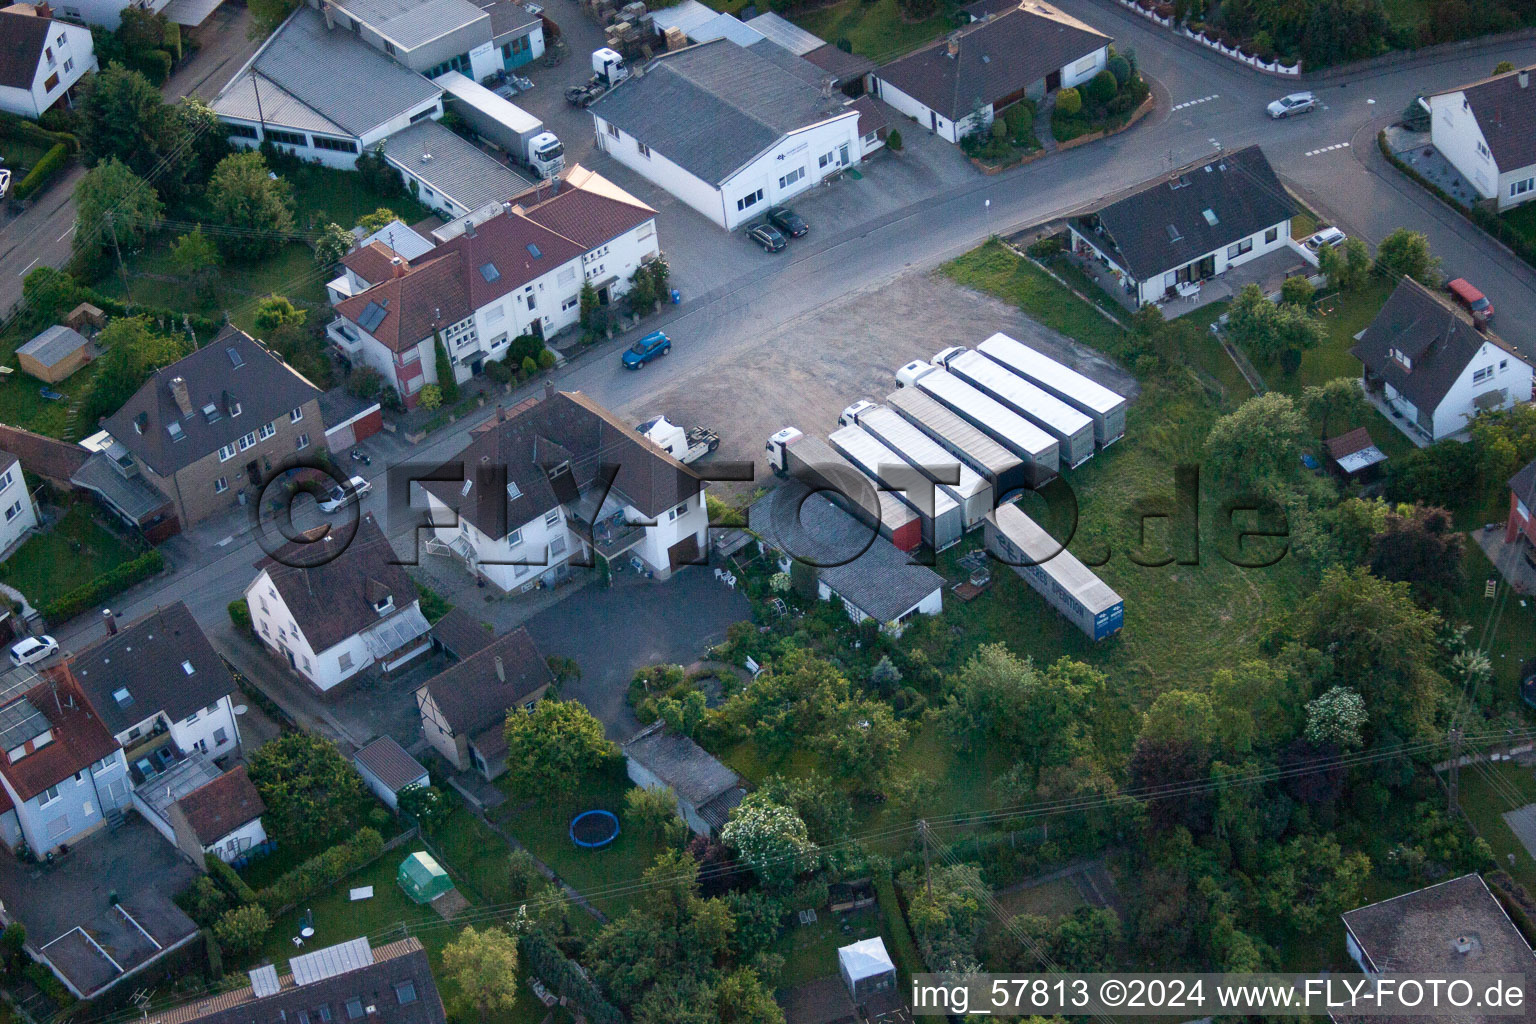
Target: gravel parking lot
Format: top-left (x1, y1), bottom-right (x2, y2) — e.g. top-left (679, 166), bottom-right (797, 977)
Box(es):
top-left (613, 268), bottom-right (1140, 500)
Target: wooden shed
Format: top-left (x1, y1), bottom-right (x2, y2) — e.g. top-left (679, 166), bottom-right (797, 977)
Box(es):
top-left (17, 325), bottom-right (91, 383)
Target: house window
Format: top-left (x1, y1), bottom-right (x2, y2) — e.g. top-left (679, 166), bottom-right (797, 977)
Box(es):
top-left (668, 502), bottom-right (687, 521)
top-left (214, 477), bottom-right (229, 494)
top-left (385, 41), bottom-right (397, 55)
top-left (301, 655), bottom-right (311, 672)
top-left (229, 124), bottom-right (258, 139)
top-left (290, 407), bottom-right (304, 423)
top-left (637, 142), bottom-right (651, 158)
top-left (40, 785), bottom-right (60, 805)
top-left (3, 501), bottom-right (21, 522)
top-left (561, 295), bottom-right (579, 312)
top-left (1477, 140), bottom-right (1491, 158)
top-left (312, 135), bottom-right (358, 154)
top-left (338, 652), bottom-right (353, 671)
top-left (264, 129), bottom-right (308, 147)
top-left (606, 122), bottom-right (619, 138)
top-left (544, 509), bottom-right (560, 527)
top-left (514, 561), bottom-right (530, 578)
top-left (206, 702), bottom-right (220, 715)
top-left (549, 536), bottom-right (566, 557)
top-left (778, 166), bottom-right (805, 190)
top-left (43, 73), bottom-right (59, 92)
top-left (1226, 238), bottom-right (1254, 259)
top-left (237, 432), bottom-right (258, 451)
top-left (819, 151), bottom-right (833, 168)
top-left (1500, 359), bottom-right (1510, 371)
top-left (62, 58), bottom-right (73, 73)
top-left (185, 711), bottom-right (199, 724)
top-left (1473, 366), bottom-right (1494, 384)
top-left (259, 422), bottom-right (276, 440)
top-left (395, 982), bottom-right (417, 1005)
top-left (214, 727), bottom-right (229, 746)
top-left (736, 188), bottom-right (764, 212)
top-left (296, 433), bottom-right (310, 450)
top-left (219, 443), bottom-right (237, 461)
top-left (508, 528), bottom-right (522, 547)
top-left (1264, 226), bottom-right (1279, 243)
top-left (0, 469), bottom-right (11, 491)
top-left (1512, 177), bottom-right (1535, 198)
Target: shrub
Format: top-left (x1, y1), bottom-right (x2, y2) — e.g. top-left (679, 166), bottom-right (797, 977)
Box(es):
top-left (1086, 70), bottom-right (1118, 106)
top-left (990, 118), bottom-right (1008, 141)
top-left (213, 904), bottom-right (270, 957)
top-left (1106, 54), bottom-right (1132, 85)
top-left (255, 828), bottom-right (384, 915)
top-left (484, 358), bottom-right (513, 383)
top-left (43, 549), bottom-right (164, 624)
top-left (227, 598), bottom-right (250, 632)
top-left (178, 877), bottom-right (232, 927)
top-left (1280, 275), bottom-right (1314, 307)
top-left (520, 355), bottom-right (537, 377)
top-left (1056, 87), bottom-right (1082, 115)
top-left (1028, 236), bottom-right (1064, 258)
top-left (346, 366), bottom-right (384, 400)
top-left (1003, 103), bottom-right (1033, 142)
top-left (417, 384), bottom-right (443, 410)
top-left (205, 853), bottom-right (259, 906)
top-left (537, 348), bottom-right (556, 370)
top-left (13, 143), bottom-right (69, 202)
top-left (886, 129), bottom-right (903, 152)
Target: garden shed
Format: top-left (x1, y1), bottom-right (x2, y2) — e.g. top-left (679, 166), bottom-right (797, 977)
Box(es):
top-left (397, 852), bottom-right (452, 904)
top-left (17, 325), bottom-right (91, 383)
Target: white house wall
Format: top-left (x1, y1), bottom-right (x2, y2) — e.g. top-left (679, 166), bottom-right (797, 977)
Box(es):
top-left (868, 76), bottom-right (968, 143)
top-left (0, 22), bottom-right (95, 119)
top-left (1496, 162), bottom-right (1536, 211)
top-left (3, 750), bottom-right (128, 854)
top-left (1430, 91), bottom-right (1500, 202)
top-left (0, 464), bottom-right (39, 559)
top-left (627, 490), bottom-right (708, 577)
top-left (1061, 46), bottom-right (1109, 89)
top-left (429, 493), bottom-right (581, 591)
top-left (1075, 218), bottom-right (1291, 306)
top-left (165, 696), bottom-right (241, 759)
top-left (246, 570), bottom-right (376, 691)
top-left (595, 116), bottom-right (736, 227)
top-left (1431, 342), bottom-right (1535, 439)
top-left (206, 817), bottom-right (267, 862)
top-left (221, 98), bottom-right (443, 171)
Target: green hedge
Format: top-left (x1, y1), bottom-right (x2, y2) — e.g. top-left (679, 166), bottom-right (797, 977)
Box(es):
top-left (0, 111), bottom-right (78, 153)
top-left (255, 828), bottom-right (384, 916)
top-left (205, 851), bottom-right (260, 906)
top-left (521, 931), bottom-right (624, 1024)
top-left (12, 143), bottom-right (69, 202)
top-left (41, 548), bottom-right (164, 624)
top-left (1377, 130), bottom-right (1536, 272)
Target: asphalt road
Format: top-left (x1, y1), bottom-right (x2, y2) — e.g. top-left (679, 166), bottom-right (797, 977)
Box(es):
top-left (24, 4), bottom-right (1536, 651)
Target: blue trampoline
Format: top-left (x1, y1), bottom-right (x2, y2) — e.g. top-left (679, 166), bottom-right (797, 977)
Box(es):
top-left (570, 810), bottom-right (620, 849)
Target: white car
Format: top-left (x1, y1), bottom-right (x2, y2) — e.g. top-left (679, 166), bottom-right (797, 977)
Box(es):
top-left (9, 635), bottom-right (58, 667)
top-left (1305, 226), bottom-right (1348, 252)
top-left (0, 168), bottom-right (11, 201)
top-left (317, 476), bottom-right (371, 513)
top-left (1267, 91), bottom-right (1318, 118)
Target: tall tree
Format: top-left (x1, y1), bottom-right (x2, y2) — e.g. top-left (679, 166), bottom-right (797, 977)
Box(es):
top-left (246, 732), bottom-right (368, 844)
top-left (442, 926), bottom-right (520, 1021)
top-left (720, 793), bottom-right (816, 890)
top-left (1301, 377), bottom-right (1368, 445)
top-left (1367, 504), bottom-right (1465, 603)
top-left (76, 63), bottom-right (192, 195)
top-left (170, 226), bottom-right (220, 303)
top-left (81, 316), bottom-right (188, 424)
top-left (314, 222), bottom-right (355, 268)
top-left (1373, 228), bottom-right (1440, 285)
top-left (815, 698), bottom-right (906, 795)
top-left (434, 332), bottom-right (460, 403)
top-left (74, 159), bottom-right (163, 254)
top-left (206, 151), bottom-right (296, 259)
top-left (1256, 834), bottom-right (1371, 932)
top-left (1202, 392), bottom-right (1307, 487)
top-left (502, 698), bottom-right (614, 799)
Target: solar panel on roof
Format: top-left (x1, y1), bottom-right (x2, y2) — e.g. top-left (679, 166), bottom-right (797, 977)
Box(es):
top-left (290, 938), bottom-right (374, 987)
top-left (480, 262), bottom-right (500, 282)
top-left (0, 698), bottom-right (47, 749)
top-left (248, 965), bottom-right (280, 998)
top-left (358, 302), bottom-right (389, 332)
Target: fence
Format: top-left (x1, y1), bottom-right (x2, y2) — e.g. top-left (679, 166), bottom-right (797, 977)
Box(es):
top-left (1110, 0), bottom-right (1302, 75)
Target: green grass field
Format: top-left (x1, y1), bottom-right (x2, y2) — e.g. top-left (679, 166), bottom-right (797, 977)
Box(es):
top-left (1504, 201), bottom-right (1536, 249)
top-left (0, 502), bottom-right (140, 609)
top-left (0, 322), bottom-right (93, 439)
top-left (794, 0), bottom-right (959, 63)
top-left (996, 877), bottom-right (1088, 920)
top-left (773, 906), bottom-right (883, 987)
top-left (1444, 759), bottom-right (1536, 893)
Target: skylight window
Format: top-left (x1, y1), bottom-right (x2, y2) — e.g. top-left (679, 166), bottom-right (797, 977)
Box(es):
top-left (507, 480), bottom-right (523, 499)
top-left (525, 243), bottom-right (542, 259)
top-left (112, 687), bottom-right (133, 707)
top-left (202, 403), bottom-right (222, 423)
top-left (227, 347), bottom-right (244, 368)
top-left (1202, 208), bottom-right (1219, 226)
top-left (182, 660), bottom-right (195, 675)
top-left (479, 262), bottom-right (501, 282)
top-left (359, 301), bottom-right (389, 332)
top-left (166, 421), bottom-right (185, 441)
top-left (1165, 224), bottom-right (1183, 242)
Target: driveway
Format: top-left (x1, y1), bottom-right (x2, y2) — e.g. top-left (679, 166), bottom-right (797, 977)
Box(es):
top-left (523, 566), bottom-right (750, 740)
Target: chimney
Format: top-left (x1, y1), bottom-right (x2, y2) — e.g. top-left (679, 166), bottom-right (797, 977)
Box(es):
top-left (169, 376), bottom-right (192, 417)
top-left (391, 256), bottom-right (406, 278)
top-left (464, 220), bottom-right (476, 238)
top-left (495, 656), bottom-right (505, 683)
top-left (544, 381), bottom-right (556, 400)
top-left (1520, 70), bottom-right (1529, 88)
top-left (36, 1), bottom-right (54, 16)
top-left (103, 609), bottom-right (117, 636)
top-left (321, 1), bottom-right (334, 28)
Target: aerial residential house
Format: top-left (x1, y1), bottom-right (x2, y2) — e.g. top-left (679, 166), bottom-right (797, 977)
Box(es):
top-left (590, 38), bottom-right (869, 230)
top-left (0, 7), bottom-right (96, 120)
top-left (314, 0), bottom-right (545, 79)
top-left (142, 937), bottom-right (447, 1024)
top-left (868, 0), bottom-right (1110, 143)
top-left (212, 7), bottom-right (444, 170)
top-left (415, 626), bottom-right (553, 779)
top-left (622, 721), bottom-right (748, 837)
top-left (378, 119), bottom-right (535, 220)
top-left (1068, 145), bottom-right (1296, 307)
top-left (97, 328), bottom-right (325, 528)
top-left (0, 668), bottom-right (131, 856)
top-left (70, 603), bottom-right (243, 772)
top-left (1352, 276), bottom-right (1534, 444)
top-left (1506, 457), bottom-right (1536, 556)
top-left (0, 451), bottom-right (40, 561)
top-left (420, 389), bottom-right (708, 590)
top-left (133, 758), bottom-right (267, 863)
top-left (1340, 874), bottom-right (1535, 1022)
top-left (328, 219), bottom-right (439, 304)
top-left (329, 167), bottom-right (658, 407)
top-left (749, 481), bottom-right (944, 633)
top-left (246, 514), bottom-right (433, 693)
top-left (1427, 64), bottom-right (1536, 211)
top-left (353, 735), bottom-right (429, 810)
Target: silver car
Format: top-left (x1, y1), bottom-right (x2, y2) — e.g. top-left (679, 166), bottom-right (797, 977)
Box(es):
top-left (1268, 91), bottom-right (1318, 118)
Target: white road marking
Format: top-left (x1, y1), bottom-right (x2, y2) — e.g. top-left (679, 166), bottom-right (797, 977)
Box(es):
top-left (216, 535), bottom-right (234, 547)
top-left (1305, 142), bottom-right (1351, 156)
top-left (1171, 94), bottom-right (1219, 111)
top-left (16, 257), bottom-right (38, 276)
top-left (57, 221), bottom-right (76, 242)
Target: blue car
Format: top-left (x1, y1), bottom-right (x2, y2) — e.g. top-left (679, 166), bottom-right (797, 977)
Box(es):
top-left (622, 330), bottom-right (672, 369)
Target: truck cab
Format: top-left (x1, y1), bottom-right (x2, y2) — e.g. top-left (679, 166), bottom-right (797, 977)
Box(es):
top-left (529, 131), bottom-right (565, 178)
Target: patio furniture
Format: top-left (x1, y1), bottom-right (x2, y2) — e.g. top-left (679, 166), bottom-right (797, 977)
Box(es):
top-left (1175, 281), bottom-right (1201, 299)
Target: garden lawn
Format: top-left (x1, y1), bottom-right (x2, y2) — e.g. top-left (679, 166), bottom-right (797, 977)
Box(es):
top-left (1447, 541), bottom-right (1536, 700)
top-left (489, 770), bottom-right (671, 922)
top-left (282, 164), bottom-right (435, 234)
top-left (772, 906), bottom-right (882, 988)
top-left (1448, 759), bottom-right (1536, 895)
top-left (793, 0), bottom-right (959, 63)
top-left (0, 320), bottom-right (96, 439)
top-left (0, 503), bottom-right (140, 610)
top-left (0, 138), bottom-right (49, 181)
top-left (996, 877), bottom-right (1087, 920)
top-left (1505, 201), bottom-right (1536, 251)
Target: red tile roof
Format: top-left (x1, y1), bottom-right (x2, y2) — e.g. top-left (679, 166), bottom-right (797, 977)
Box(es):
top-left (432, 212), bottom-right (586, 310)
top-left (341, 241), bottom-right (409, 287)
top-left (0, 668), bottom-right (120, 803)
top-left (176, 766), bottom-right (265, 844)
top-left (518, 186), bottom-right (655, 251)
top-left (334, 254), bottom-right (473, 353)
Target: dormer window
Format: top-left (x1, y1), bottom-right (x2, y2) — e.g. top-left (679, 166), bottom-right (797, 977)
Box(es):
top-left (202, 403), bottom-right (222, 423)
top-left (374, 595), bottom-right (394, 615)
top-left (167, 421), bottom-right (184, 442)
top-left (1389, 347), bottom-right (1413, 370)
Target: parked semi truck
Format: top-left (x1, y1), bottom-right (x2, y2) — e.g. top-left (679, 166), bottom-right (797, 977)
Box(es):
top-left (840, 402), bottom-right (993, 532)
top-left (937, 348), bottom-right (1096, 468)
top-left (765, 428), bottom-right (922, 552)
top-left (976, 333), bottom-right (1127, 447)
top-left (899, 360), bottom-right (1061, 487)
top-left (828, 424), bottom-right (964, 551)
top-left (637, 416), bottom-right (719, 464)
top-left (566, 48), bottom-right (630, 107)
top-left (437, 71), bottom-right (565, 179)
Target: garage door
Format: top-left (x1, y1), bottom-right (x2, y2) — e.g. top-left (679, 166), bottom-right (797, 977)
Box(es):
top-left (667, 534), bottom-right (701, 571)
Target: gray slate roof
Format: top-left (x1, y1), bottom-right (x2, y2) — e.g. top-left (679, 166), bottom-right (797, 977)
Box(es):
top-left (622, 721), bottom-right (745, 819)
top-left (17, 325), bottom-right (89, 368)
top-left (1511, 457), bottom-right (1536, 512)
top-left (330, 0), bottom-right (487, 50)
top-left (0, 10), bottom-right (51, 91)
top-left (1351, 276), bottom-right (1530, 415)
top-left (874, 0), bottom-right (1109, 121)
top-left (1073, 145), bottom-right (1294, 281)
top-left (101, 327), bottom-right (323, 477)
top-left (590, 38), bottom-right (856, 185)
top-left (1340, 874), bottom-right (1536, 1024)
top-left (354, 735), bottom-right (429, 792)
top-left (381, 120), bottom-right (535, 212)
top-left (749, 481), bottom-right (944, 623)
top-left (71, 603), bottom-right (237, 736)
top-left (1434, 65), bottom-right (1536, 173)
top-left (215, 7), bottom-right (441, 137)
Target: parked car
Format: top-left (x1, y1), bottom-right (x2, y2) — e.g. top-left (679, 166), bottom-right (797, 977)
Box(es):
top-left (623, 331), bottom-right (672, 369)
top-left (9, 635), bottom-right (58, 667)
top-left (317, 475), bottom-right (372, 512)
top-left (1267, 91), bottom-right (1318, 118)
top-left (766, 206), bottom-right (808, 238)
top-left (1448, 278), bottom-right (1494, 324)
top-left (747, 223), bottom-right (787, 252)
top-left (1305, 226), bottom-right (1347, 252)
